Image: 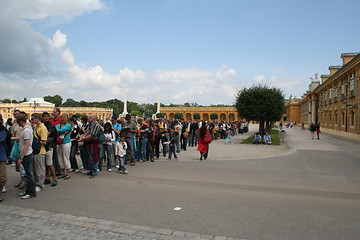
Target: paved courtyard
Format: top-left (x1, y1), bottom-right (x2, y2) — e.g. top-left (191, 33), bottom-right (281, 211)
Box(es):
top-left (1, 125), bottom-right (360, 240)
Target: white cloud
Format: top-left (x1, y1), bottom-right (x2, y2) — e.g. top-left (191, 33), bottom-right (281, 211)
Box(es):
top-left (2, 0), bottom-right (105, 21)
top-left (0, 0), bottom-right (240, 106)
top-left (254, 75), bottom-right (265, 83)
top-left (49, 30), bottom-right (67, 48)
top-left (214, 65), bottom-right (237, 82)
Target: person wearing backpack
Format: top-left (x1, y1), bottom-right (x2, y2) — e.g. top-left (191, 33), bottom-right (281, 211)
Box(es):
top-left (16, 113), bottom-right (36, 199)
top-left (0, 114), bottom-right (9, 202)
top-left (31, 113), bottom-right (48, 192)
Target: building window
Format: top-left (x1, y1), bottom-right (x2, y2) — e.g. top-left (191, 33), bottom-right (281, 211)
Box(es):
top-left (335, 112), bottom-right (338, 125)
top-left (334, 84), bottom-right (338, 102)
top-left (329, 87), bottom-right (332, 104)
top-left (351, 111), bottom-right (355, 126)
top-left (350, 73), bottom-right (355, 97)
top-left (342, 112), bottom-right (345, 125)
top-left (324, 91), bottom-right (327, 105)
top-left (341, 79), bottom-right (345, 100)
top-left (329, 113), bottom-right (331, 124)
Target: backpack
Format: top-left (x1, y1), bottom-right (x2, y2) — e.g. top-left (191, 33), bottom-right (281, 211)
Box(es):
top-left (97, 126), bottom-right (106, 143)
top-left (32, 131), bottom-right (41, 154)
top-left (2, 128), bottom-right (12, 157)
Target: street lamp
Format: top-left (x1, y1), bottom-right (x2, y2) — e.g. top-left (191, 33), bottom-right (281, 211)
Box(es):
top-left (29, 100), bottom-right (39, 113)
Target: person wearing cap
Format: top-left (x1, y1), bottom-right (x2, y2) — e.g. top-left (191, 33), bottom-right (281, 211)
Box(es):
top-left (121, 114), bottom-right (137, 166)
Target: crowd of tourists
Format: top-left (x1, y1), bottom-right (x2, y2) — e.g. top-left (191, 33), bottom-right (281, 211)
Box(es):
top-left (0, 108), bottom-right (249, 201)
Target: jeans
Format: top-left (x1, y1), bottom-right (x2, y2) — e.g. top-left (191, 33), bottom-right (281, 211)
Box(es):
top-left (52, 145), bottom-right (62, 173)
top-left (188, 133), bottom-right (193, 146)
top-left (70, 141), bottom-right (79, 170)
top-left (181, 137), bottom-right (187, 150)
top-left (85, 143), bottom-right (98, 176)
top-left (116, 156), bottom-right (126, 171)
top-left (80, 145), bottom-right (90, 171)
top-left (99, 143), bottom-right (113, 170)
top-left (136, 138), bottom-right (148, 161)
top-left (22, 154), bottom-right (36, 196)
top-left (168, 145), bottom-right (178, 159)
top-left (125, 137), bottom-right (135, 163)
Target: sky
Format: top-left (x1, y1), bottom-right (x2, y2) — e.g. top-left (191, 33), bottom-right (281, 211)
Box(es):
top-left (1, 0), bottom-right (359, 106)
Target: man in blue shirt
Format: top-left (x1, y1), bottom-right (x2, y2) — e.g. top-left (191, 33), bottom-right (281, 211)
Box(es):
top-left (111, 116), bottom-right (122, 142)
top-left (111, 116), bottom-right (122, 168)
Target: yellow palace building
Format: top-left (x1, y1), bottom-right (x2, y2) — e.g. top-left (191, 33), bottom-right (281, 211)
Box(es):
top-left (160, 106), bottom-right (241, 122)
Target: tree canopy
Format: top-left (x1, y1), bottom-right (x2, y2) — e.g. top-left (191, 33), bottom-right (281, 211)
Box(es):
top-left (235, 84), bottom-right (284, 132)
top-left (210, 113), bottom-right (218, 120)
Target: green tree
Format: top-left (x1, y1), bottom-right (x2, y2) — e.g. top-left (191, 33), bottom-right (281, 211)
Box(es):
top-left (174, 113), bottom-right (183, 119)
top-left (2, 98), bottom-right (11, 103)
top-left (210, 113), bottom-right (218, 120)
top-left (235, 84), bottom-right (284, 133)
top-left (193, 113), bottom-right (200, 120)
top-left (62, 98), bottom-right (80, 107)
top-left (44, 95), bottom-right (63, 107)
top-left (184, 102), bottom-right (191, 107)
top-left (130, 110), bottom-right (141, 117)
top-left (156, 113), bottom-right (165, 118)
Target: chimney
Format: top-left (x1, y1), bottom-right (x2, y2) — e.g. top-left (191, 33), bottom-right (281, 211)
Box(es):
top-left (341, 52), bottom-right (359, 65)
top-left (321, 74), bottom-right (330, 83)
top-left (328, 66), bottom-right (342, 76)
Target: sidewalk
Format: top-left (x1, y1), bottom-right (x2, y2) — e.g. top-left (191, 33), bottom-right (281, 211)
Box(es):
top-left (0, 204), bottom-right (242, 240)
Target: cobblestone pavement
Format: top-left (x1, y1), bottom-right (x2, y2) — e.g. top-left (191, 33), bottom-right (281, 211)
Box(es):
top-left (0, 205), bottom-right (245, 240)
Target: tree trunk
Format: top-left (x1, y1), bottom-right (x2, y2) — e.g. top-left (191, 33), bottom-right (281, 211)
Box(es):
top-left (266, 120), bottom-right (272, 132)
top-left (259, 120), bottom-right (265, 134)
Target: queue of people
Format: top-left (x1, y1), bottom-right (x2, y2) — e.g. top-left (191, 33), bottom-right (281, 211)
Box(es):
top-left (0, 108), bottom-right (246, 202)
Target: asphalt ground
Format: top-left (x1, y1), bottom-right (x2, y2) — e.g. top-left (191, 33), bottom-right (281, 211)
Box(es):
top-left (2, 125), bottom-right (360, 240)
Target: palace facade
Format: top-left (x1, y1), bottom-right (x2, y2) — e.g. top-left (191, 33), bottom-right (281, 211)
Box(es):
top-left (288, 52), bottom-right (360, 140)
top-left (0, 98), bottom-right (113, 121)
top-left (160, 106), bottom-right (241, 122)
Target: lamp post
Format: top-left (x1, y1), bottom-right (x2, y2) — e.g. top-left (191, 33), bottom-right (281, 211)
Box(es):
top-left (29, 100), bottom-right (39, 113)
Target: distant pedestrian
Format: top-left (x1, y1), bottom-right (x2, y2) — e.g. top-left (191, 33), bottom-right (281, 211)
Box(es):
top-left (309, 122), bottom-right (316, 140)
top-left (301, 122), bottom-right (305, 131)
top-left (316, 123), bottom-right (321, 140)
top-left (197, 122), bottom-right (211, 160)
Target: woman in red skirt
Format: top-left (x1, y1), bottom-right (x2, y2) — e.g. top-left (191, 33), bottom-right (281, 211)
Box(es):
top-left (197, 122), bottom-right (211, 160)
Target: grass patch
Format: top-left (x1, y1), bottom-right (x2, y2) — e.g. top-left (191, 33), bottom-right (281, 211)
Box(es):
top-left (241, 128), bottom-right (281, 145)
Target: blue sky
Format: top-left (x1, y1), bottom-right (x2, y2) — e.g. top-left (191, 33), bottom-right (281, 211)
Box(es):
top-left (1, 0), bottom-right (359, 105)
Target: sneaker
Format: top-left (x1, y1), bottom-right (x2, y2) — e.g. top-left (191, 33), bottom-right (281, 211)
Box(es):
top-left (75, 169), bottom-right (79, 173)
top-left (81, 170), bottom-right (89, 174)
top-left (35, 186), bottom-right (42, 192)
top-left (21, 194), bottom-right (35, 199)
top-left (167, 158), bottom-right (171, 160)
top-left (19, 192), bottom-right (27, 196)
top-left (12, 163), bottom-right (16, 166)
top-left (69, 169), bottom-right (74, 172)
top-left (44, 179), bottom-right (51, 185)
top-left (115, 165), bottom-right (119, 169)
top-left (107, 169), bottom-right (112, 172)
top-left (176, 158), bottom-right (179, 161)
top-left (139, 160), bottom-right (145, 163)
top-left (123, 170), bottom-right (128, 174)
top-left (130, 163), bottom-right (135, 166)
top-left (51, 180), bottom-right (57, 187)
top-left (2, 187), bottom-right (6, 193)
